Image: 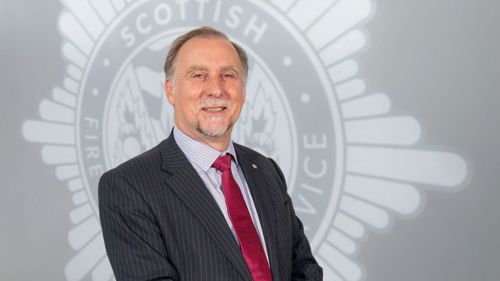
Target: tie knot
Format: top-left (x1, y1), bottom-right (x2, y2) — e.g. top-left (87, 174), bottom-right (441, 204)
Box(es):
top-left (212, 154), bottom-right (232, 172)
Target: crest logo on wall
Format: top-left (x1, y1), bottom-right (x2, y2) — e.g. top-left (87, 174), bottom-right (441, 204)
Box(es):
top-left (22, 0), bottom-right (468, 280)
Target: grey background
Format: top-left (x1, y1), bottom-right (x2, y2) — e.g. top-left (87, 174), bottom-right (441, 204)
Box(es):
top-left (1, 0), bottom-right (499, 280)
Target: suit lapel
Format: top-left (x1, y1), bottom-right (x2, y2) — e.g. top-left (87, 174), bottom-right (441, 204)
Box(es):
top-left (235, 145), bottom-right (282, 281)
top-left (159, 135), bottom-right (252, 280)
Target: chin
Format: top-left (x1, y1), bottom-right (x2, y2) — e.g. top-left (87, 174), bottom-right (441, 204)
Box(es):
top-left (197, 122), bottom-right (233, 138)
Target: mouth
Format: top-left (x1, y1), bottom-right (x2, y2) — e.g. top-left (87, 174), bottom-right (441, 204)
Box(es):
top-left (201, 106), bottom-right (227, 113)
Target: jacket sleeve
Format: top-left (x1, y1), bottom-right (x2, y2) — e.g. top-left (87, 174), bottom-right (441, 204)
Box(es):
top-left (98, 171), bottom-right (177, 281)
top-left (270, 159), bottom-right (324, 281)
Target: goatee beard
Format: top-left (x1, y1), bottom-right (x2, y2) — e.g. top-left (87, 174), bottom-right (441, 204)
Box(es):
top-left (196, 122), bottom-right (233, 138)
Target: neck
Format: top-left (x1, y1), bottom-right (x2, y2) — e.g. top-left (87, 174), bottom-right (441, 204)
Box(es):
top-left (200, 136), bottom-right (230, 152)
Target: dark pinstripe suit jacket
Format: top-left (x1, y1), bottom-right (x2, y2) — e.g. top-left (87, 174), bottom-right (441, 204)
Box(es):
top-left (99, 133), bottom-right (323, 281)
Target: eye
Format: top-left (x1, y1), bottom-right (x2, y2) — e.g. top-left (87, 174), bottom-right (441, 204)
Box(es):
top-left (221, 72), bottom-right (236, 80)
top-left (191, 72), bottom-right (206, 79)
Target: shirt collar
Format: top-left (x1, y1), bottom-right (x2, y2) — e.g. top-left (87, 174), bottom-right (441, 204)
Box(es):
top-left (173, 127), bottom-right (238, 172)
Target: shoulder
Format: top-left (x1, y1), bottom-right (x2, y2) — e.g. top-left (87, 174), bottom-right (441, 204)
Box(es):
top-left (112, 142), bottom-right (162, 174)
top-left (98, 138), bottom-right (174, 209)
top-left (99, 138), bottom-right (169, 188)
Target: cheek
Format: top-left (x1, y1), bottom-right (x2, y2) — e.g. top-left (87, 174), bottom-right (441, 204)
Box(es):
top-left (175, 96), bottom-right (199, 122)
top-left (234, 93), bottom-right (245, 109)
top-left (230, 98), bottom-right (244, 120)
top-left (228, 85), bottom-right (245, 103)
top-left (177, 91), bottom-right (200, 109)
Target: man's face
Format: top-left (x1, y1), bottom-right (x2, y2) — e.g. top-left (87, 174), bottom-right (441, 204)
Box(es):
top-left (165, 37), bottom-right (245, 147)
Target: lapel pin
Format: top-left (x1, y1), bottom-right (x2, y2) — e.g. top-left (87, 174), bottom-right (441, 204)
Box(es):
top-left (251, 163), bottom-right (258, 169)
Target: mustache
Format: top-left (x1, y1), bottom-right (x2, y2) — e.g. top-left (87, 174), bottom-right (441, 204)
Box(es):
top-left (198, 98), bottom-right (229, 109)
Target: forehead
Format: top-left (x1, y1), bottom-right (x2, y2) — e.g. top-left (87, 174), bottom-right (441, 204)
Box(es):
top-left (175, 37), bottom-right (242, 70)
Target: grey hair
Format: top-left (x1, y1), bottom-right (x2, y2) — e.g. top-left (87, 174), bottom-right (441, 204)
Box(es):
top-left (163, 26), bottom-right (249, 87)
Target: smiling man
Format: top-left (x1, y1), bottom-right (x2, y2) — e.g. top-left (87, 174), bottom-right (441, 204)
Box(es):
top-left (99, 26), bottom-right (323, 281)
top-left (164, 33), bottom-right (245, 150)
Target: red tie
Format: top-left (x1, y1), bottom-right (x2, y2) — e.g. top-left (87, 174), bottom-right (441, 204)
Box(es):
top-left (212, 154), bottom-right (272, 281)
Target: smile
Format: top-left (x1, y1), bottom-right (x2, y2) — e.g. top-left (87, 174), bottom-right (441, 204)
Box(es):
top-left (202, 106), bottom-right (227, 112)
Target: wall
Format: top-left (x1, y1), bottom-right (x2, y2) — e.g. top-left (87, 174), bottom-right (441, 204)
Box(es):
top-left (1, 0), bottom-right (499, 280)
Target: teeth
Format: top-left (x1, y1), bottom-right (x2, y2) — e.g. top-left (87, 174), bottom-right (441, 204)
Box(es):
top-left (204, 107), bottom-right (224, 112)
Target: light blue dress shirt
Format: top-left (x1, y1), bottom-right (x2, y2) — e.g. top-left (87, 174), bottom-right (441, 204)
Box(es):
top-left (173, 127), bottom-right (269, 261)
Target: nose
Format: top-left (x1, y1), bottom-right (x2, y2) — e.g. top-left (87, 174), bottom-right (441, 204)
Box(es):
top-left (205, 76), bottom-right (223, 97)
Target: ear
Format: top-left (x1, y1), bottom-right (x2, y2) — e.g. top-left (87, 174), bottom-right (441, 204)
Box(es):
top-left (165, 80), bottom-right (175, 106)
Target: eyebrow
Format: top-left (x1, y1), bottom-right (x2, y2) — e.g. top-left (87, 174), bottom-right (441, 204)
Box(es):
top-left (185, 65), bottom-right (208, 74)
top-left (220, 66), bottom-right (239, 73)
top-left (185, 65), bottom-right (240, 74)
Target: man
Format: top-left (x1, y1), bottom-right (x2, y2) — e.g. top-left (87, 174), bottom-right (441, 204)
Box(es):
top-left (99, 26), bottom-right (323, 281)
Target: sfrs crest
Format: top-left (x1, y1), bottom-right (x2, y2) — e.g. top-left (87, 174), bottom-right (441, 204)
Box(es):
top-left (22, 0), bottom-right (468, 280)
